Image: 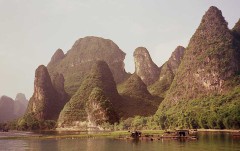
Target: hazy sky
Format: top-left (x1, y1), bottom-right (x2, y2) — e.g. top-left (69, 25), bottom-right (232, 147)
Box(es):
top-left (0, 0), bottom-right (240, 99)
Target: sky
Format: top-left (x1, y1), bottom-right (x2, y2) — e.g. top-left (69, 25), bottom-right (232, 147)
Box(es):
top-left (0, 0), bottom-right (240, 99)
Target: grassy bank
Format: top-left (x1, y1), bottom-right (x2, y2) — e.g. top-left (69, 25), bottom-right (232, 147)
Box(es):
top-left (0, 130), bottom-right (164, 140)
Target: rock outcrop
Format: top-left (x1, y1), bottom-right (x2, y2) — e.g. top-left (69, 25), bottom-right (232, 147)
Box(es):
top-left (0, 96), bottom-right (15, 122)
top-left (58, 61), bottom-right (119, 130)
top-left (25, 65), bottom-right (68, 121)
top-left (14, 93), bottom-right (28, 118)
top-left (149, 46), bottom-right (185, 97)
top-left (48, 36), bottom-right (130, 96)
top-left (51, 73), bottom-right (69, 108)
top-left (134, 47), bottom-right (160, 86)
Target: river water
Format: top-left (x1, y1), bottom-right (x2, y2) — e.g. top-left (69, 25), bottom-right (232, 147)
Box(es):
top-left (0, 132), bottom-right (239, 151)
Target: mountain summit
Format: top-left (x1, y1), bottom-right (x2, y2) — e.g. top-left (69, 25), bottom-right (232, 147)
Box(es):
top-left (155, 6), bottom-right (240, 129)
top-left (57, 61), bottom-right (119, 130)
top-left (48, 36), bottom-right (129, 96)
top-left (25, 65), bottom-right (68, 121)
top-left (134, 47), bottom-right (159, 86)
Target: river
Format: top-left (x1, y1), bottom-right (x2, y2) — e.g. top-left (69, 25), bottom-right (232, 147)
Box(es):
top-left (0, 132), bottom-right (239, 151)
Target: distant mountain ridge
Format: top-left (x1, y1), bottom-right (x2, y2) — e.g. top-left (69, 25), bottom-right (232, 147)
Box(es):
top-left (0, 94), bottom-right (28, 122)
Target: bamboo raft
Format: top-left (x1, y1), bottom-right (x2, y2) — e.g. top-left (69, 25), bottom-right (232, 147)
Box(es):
top-left (118, 130), bottom-right (198, 141)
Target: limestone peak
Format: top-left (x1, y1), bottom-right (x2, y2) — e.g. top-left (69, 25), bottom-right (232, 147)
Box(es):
top-left (134, 47), bottom-right (159, 86)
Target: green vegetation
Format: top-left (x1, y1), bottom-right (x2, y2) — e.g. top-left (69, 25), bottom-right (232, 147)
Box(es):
top-left (7, 8), bottom-right (240, 132)
top-left (155, 86), bottom-right (240, 129)
top-left (87, 87), bottom-right (119, 125)
top-left (115, 116), bottom-right (159, 130)
top-left (17, 114), bottom-right (56, 130)
top-left (148, 46), bottom-right (184, 98)
top-left (148, 64), bottom-right (174, 98)
top-left (0, 130), bottom-right (164, 140)
top-left (161, 6), bottom-right (240, 106)
top-left (58, 61), bottom-right (120, 127)
top-left (47, 36), bottom-right (129, 96)
top-left (117, 74), bottom-right (162, 118)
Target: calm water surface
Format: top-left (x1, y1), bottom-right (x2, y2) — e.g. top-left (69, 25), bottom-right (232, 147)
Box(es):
top-left (0, 132), bottom-right (240, 151)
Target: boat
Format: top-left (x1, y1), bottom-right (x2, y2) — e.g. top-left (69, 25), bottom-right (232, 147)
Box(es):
top-left (2, 128), bottom-right (9, 132)
top-left (160, 129), bottom-right (198, 140)
top-left (118, 129), bottom-right (198, 141)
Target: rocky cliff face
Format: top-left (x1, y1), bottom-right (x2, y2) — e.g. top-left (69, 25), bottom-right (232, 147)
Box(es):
top-left (117, 74), bottom-right (162, 117)
top-left (149, 46), bottom-right (185, 97)
top-left (48, 36), bottom-right (130, 96)
top-left (86, 87), bottom-right (118, 127)
top-left (14, 93), bottom-right (28, 118)
top-left (0, 96), bottom-right (15, 122)
top-left (57, 61), bottom-right (119, 130)
top-left (51, 73), bottom-right (69, 107)
top-left (25, 65), bottom-right (68, 121)
top-left (134, 47), bottom-right (160, 86)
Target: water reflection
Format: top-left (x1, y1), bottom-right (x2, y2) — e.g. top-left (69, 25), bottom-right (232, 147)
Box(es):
top-left (0, 132), bottom-right (240, 151)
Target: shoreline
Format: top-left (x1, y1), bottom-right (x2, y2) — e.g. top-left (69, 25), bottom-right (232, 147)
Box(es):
top-left (0, 130), bottom-right (164, 140)
top-left (197, 129), bottom-right (240, 133)
top-left (0, 129), bottom-right (239, 140)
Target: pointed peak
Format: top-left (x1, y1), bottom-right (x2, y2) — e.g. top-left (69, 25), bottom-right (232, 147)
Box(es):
top-left (168, 46), bottom-right (185, 66)
top-left (204, 6), bottom-right (223, 18)
top-left (36, 65), bottom-right (48, 73)
top-left (206, 6), bottom-right (221, 14)
top-left (88, 60), bottom-right (116, 87)
top-left (15, 93), bottom-right (27, 101)
top-left (134, 47), bottom-right (150, 56)
top-left (47, 48), bottom-right (65, 67)
top-left (55, 48), bottom-right (64, 54)
top-left (34, 65), bottom-right (52, 89)
top-left (119, 73), bottom-right (152, 98)
top-left (201, 6), bottom-right (227, 27)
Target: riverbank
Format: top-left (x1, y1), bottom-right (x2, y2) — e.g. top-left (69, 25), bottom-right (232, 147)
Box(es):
top-left (1, 129), bottom-right (239, 140)
top-left (0, 130), bottom-right (164, 140)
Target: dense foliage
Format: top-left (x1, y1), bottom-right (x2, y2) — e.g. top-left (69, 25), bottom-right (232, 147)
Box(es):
top-left (149, 46), bottom-right (185, 97)
top-left (58, 61), bottom-right (120, 128)
top-left (117, 74), bottom-right (162, 118)
top-left (17, 113), bottom-right (56, 130)
top-left (155, 86), bottom-right (240, 129)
